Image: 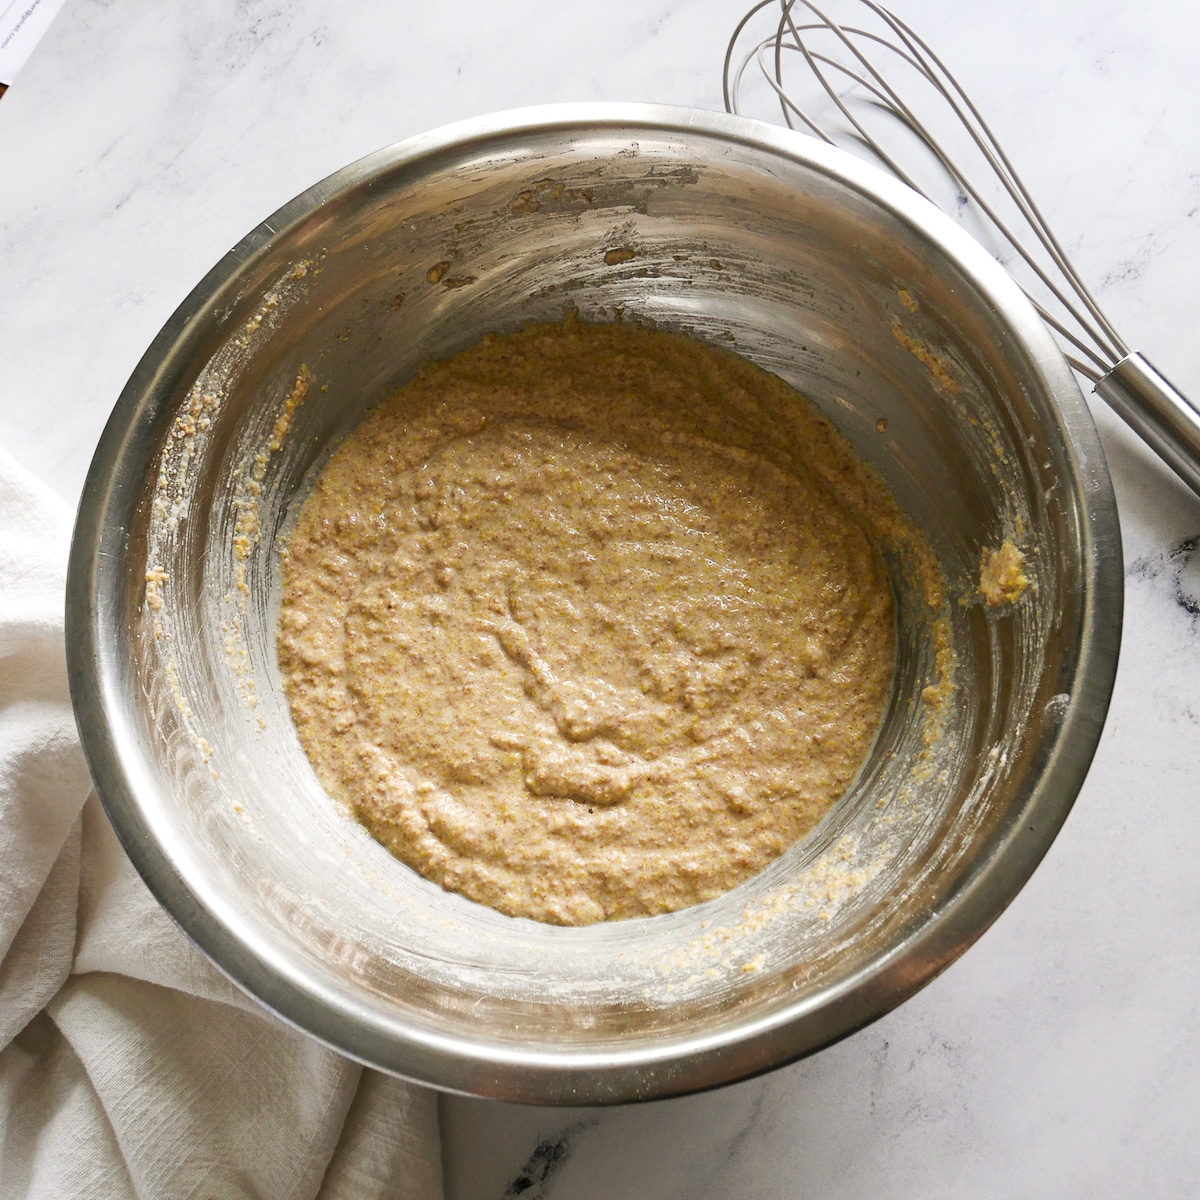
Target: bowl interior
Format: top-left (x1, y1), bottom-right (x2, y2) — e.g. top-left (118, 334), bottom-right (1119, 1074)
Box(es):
top-left (72, 108), bottom-right (1118, 1103)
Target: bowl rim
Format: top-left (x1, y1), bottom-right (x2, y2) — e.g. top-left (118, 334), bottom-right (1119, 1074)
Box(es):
top-left (65, 101), bottom-right (1124, 1104)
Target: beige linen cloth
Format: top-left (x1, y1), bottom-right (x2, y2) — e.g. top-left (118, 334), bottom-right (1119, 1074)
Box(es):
top-left (0, 447), bottom-right (443, 1199)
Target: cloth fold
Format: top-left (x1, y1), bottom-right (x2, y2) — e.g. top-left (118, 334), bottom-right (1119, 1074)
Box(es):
top-left (0, 447), bottom-right (443, 1200)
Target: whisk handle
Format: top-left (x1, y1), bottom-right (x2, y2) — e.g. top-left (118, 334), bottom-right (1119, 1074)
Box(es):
top-left (1095, 353), bottom-right (1200, 498)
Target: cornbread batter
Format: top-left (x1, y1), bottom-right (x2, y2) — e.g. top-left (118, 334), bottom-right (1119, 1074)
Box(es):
top-left (278, 320), bottom-right (898, 924)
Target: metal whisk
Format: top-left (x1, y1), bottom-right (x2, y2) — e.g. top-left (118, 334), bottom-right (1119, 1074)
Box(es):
top-left (724, 0), bottom-right (1200, 497)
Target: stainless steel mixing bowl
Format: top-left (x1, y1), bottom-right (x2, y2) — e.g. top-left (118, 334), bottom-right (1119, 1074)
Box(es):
top-left (66, 104), bottom-right (1122, 1104)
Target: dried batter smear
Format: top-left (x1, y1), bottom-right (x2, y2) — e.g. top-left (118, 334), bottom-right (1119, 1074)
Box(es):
top-left (980, 540), bottom-right (1029, 607)
top-left (278, 320), bottom-right (901, 925)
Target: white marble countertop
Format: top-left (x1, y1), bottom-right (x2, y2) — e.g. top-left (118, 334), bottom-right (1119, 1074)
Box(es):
top-left (3, 1), bottom-right (1199, 1195)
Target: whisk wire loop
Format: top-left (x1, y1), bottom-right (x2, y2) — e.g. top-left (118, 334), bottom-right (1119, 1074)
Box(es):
top-left (725, 0), bottom-right (1200, 495)
top-left (726, 0), bottom-right (1128, 371)
top-left (796, 32), bottom-right (1118, 374)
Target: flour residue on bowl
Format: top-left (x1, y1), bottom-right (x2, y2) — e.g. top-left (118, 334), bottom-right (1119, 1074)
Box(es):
top-left (642, 830), bottom-right (887, 988)
top-left (141, 260), bottom-right (318, 756)
top-left (275, 319), bottom-right (942, 926)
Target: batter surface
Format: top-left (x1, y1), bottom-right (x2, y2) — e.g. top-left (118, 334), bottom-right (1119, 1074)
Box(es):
top-left (278, 320), bottom-right (897, 924)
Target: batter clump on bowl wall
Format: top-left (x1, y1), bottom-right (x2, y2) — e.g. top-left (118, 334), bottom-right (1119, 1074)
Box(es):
top-left (278, 318), bottom-right (902, 925)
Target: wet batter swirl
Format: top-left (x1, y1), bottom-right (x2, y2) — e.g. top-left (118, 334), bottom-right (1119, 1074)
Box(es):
top-left (278, 320), bottom-right (896, 924)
